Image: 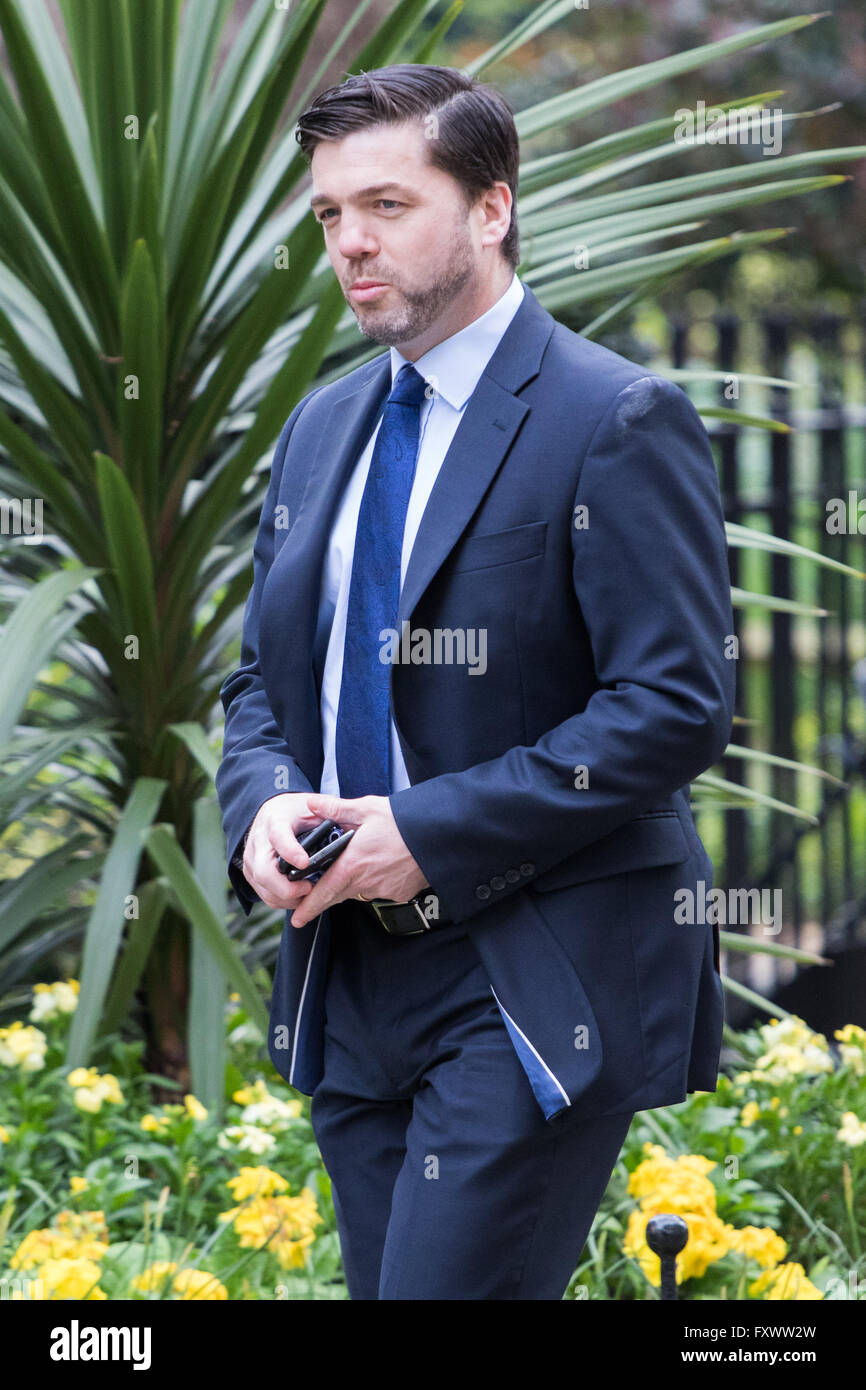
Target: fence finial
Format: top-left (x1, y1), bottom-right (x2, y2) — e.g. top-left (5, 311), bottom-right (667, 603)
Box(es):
top-left (646, 1214), bottom-right (689, 1300)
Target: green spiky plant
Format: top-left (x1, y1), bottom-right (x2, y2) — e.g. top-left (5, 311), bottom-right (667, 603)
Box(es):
top-left (0, 0), bottom-right (863, 1108)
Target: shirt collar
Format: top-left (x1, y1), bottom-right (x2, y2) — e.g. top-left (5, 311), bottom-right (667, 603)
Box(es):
top-left (389, 273), bottom-right (525, 410)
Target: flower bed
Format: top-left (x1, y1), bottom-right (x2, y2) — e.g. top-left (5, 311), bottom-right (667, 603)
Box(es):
top-left (1, 984), bottom-right (864, 1300)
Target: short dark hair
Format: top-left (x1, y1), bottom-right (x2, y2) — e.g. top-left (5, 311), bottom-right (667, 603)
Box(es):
top-left (295, 64), bottom-right (520, 269)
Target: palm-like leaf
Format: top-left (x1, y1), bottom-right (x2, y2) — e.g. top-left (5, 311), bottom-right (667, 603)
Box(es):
top-left (0, 0), bottom-right (862, 1081)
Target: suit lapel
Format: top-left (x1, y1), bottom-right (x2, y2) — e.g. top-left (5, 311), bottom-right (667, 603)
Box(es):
top-left (398, 283), bottom-right (556, 623)
top-left (263, 283), bottom-right (557, 739)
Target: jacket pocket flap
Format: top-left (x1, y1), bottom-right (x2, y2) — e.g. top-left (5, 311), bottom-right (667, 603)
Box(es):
top-left (451, 520), bottom-right (547, 573)
top-left (531, 813), bottom-right (690, 892)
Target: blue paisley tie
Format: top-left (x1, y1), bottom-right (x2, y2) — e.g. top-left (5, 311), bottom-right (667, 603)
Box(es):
top-left (335, 361), bottom-right (429, 798)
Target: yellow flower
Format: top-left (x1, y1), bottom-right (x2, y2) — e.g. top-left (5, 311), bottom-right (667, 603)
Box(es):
top-left (836, 1112), bottom-right (866, 1147)
top-left (724, 1224), bottom-right (787, 1269)
top-left (740, 1101), bottom-right (760, 1127)
top-left (231, 1078), bottom-right (303, 1130)
top-left (36, 1257), bottom-right (106, 1300)
top-left (623, 1146), bottom-right (800, 1290)
top-left (55, 1209), bottom-right (108, 1244)
top-left (130, 1261), bottom-right (177, 1292)
top-left (624, 1147), bottom-right (734, 1285)
top-left (835, 1026), bottom-right (866, 1075)
top-left (793, 1125), bottom-right (802, 1135)
top-left (220, 1189), bottom-right (322, 1270)
top-left (67, 1066), bottom-right (99, 1087)
top-left (30, 979), bottom-right (80, 1022)
top-left (140, 1113), bottom-right (171, 1133)
top-left (624, 1207), bottom-right (731, 1285)
top-left (69, 1176), bottom-right (90, 1195)
top-left (172, 1268), bottom-right (228, 1300)
top-left (11, 1229), bottom-right (79, 1268)
top-left (10, 1217), bottom-right (109, 1269)
top-left (224, 1165), bottom-right (289, 1201)
top-left (743, 1016), bottom-right (833, 1085)
top-left (627, 1147), bottom-right (718, 1220)
top-left (0, 1124), bottom-right (10, 1143)
top-left (183, 1093), bottom-right (208, 1122)
top-left (0, 1021), bottom-right (48, 1071)
top-left (749, 1262), bottom-right (822, 1300)
top-left (67, 1067), bottom-right (124, 1113)
top-left (73, 1088), bottom-right (103, 1114)
top-left (232, 1079), bottom-right (271, 1106)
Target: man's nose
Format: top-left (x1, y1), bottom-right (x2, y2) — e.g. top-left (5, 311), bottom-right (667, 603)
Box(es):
top-left (337, 216), bottom-right (379, 260)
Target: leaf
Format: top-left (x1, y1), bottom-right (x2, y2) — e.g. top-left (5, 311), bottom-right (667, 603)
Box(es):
top-left (718, 933), bottom-right (832, 965)
top-left (143, 823), bottom-right (269, 1035)
top-left (94, 451), bottom-right (159, 652)
top-left (188, 797), bottom-right (229, 1115)
top-left (721, 974), bottom-right (795, 1018)
top-left (167, 722), bottom-right (220, 782)
top-left (65, 777), bottom-right (168, 1069)
top-left (0, 566), bottom-right (99, 743)
top-left (692, 771), bottom-right (821, 822)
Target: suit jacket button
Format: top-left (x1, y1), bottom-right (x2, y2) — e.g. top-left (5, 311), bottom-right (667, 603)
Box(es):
top-left (490, 875), bottom-right (506, 891)
top-left (505, 868), bottom-right (520, 883)
top-left (475, 884), bottom-right (492, 900)
top-left (519, 862), bottom-right (535, 877)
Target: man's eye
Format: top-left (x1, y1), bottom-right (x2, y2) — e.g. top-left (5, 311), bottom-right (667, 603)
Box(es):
top-left (376, 200), bottom-right (400, 210)
top-left (318, 208), bottom-right (337, 222)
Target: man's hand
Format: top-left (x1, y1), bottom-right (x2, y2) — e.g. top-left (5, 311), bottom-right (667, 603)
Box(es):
top-left (288, 792), bottom-right (430, 928)
top-left (241, 792), bottom-right (321, 911)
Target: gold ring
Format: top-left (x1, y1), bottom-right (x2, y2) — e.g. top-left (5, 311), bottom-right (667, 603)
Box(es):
top-left (356, 893), bottom-right (369, 902)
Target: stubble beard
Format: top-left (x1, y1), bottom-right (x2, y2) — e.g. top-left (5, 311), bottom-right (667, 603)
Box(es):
top-left (348, 224), bottom-right (477, 347)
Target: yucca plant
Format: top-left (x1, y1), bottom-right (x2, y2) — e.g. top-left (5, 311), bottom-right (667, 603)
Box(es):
top-left (0, 0), bottom-right (863, 1108)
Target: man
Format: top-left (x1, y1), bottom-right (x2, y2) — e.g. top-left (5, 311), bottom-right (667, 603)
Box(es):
top-left (215, 64), bottom-right (736, 1300)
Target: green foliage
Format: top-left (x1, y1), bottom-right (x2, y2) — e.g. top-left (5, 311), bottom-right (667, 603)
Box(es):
top-left (0, 0), bottom-right (863, 1086)
top-left (2, 988), bottom-right (863, 1299)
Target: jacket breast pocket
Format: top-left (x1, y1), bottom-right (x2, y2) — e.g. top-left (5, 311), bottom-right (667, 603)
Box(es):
top-left (530, 812), bottom-right (691, 893)
top-left (450, 520), bottom-right (547, 574)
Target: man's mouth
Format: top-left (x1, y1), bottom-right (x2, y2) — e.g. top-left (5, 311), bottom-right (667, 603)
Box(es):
top-left (349, 280), bottom-right (389, 302)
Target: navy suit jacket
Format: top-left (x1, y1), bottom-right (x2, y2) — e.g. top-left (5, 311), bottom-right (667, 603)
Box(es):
top-left (215, 282), bottom-right (736, 1122)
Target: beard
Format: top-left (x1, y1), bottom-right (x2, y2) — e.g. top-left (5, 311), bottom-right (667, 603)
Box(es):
top-left (346, 220), bottom-right (477, 346)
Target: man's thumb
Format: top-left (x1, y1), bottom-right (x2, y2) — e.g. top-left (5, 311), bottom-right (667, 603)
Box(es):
top-left (305, 792), bottom-right (345, 823)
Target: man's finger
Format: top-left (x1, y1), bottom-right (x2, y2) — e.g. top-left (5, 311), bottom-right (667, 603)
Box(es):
top-left (290, 860), bottom-right (355, 927)
top-left (304, 792), bottom-right (366, 828)
top-left (266, 825), bottom-right (312, 872)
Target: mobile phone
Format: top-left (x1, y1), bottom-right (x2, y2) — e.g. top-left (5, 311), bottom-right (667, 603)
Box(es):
top-left (277, 821), bottom-right (355, 882)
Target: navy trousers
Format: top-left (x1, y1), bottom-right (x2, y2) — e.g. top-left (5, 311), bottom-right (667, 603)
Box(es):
top-left (309, 899), bottom-right (635, 1300)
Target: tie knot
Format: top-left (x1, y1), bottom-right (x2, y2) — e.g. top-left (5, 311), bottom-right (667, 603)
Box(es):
top-left (388, 361), bottom-right (430, 408)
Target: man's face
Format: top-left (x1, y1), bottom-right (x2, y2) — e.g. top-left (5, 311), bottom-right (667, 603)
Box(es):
top-left (309, 120), bottom-right (501, 349)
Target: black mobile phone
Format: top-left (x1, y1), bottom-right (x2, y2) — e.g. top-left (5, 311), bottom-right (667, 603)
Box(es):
top-left (277, 821), bottom-right (355, 882)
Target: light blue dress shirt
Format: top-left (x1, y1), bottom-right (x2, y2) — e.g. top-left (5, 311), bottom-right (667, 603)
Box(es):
top-left (316, 272), bottom-right (526, 796)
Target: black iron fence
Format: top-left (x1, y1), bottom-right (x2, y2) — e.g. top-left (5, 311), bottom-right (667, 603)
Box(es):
top-left (671, 308), bottom-right (866, 1026)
